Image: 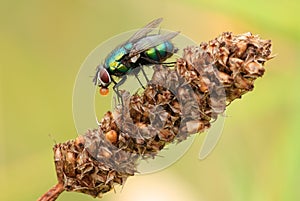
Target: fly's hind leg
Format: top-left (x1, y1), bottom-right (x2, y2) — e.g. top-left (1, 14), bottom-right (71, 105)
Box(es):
top-left (139, 55), bottom-right (177, 68)
top-left (161, 61), bottom-right (176, 67)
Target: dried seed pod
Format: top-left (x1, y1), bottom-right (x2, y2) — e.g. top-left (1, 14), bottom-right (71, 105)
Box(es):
top-left (235, 41), bottom-right (248, 58)
top-left (186, 120), bottom-right (206, 134)
top-left (244, 61), bottom-right (265, 76)
top-left (105, 130), bottom-right (118, 144)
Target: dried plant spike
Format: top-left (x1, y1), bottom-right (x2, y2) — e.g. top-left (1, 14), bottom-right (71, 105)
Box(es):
top-left (37, 32), bottom-right (273, 201)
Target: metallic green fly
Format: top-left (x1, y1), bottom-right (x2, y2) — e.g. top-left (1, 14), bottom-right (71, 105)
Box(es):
top-left (93, 18), bottom-right (179, 97)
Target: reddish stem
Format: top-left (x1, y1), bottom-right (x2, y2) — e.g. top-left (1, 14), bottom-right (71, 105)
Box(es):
top-left (37, 183), bottom-right (64, 201)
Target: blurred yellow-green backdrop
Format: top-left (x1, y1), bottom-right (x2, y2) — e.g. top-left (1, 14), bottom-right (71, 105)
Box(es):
top-left (1, 0), bottom-right (299, 201)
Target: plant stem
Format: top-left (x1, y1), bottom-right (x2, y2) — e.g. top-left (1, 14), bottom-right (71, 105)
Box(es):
top-left (37, 183), bottom-right (64, 201)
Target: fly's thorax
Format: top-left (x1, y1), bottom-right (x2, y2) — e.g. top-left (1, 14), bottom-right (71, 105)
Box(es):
top-left (106, 59), bottom-right (129, 75)
top-left (105, 44), bottom-right (132, 75)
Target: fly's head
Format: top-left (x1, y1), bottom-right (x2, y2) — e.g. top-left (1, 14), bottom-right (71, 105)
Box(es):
top-left (94, 65), bottom-right (111, 96)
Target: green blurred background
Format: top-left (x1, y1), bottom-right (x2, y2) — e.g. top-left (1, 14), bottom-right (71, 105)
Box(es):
top-left (1, 0), bottom-right (299, 200)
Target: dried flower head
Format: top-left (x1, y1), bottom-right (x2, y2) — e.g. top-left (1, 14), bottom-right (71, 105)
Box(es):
top-left (38, 32), bottom-right (273, 201)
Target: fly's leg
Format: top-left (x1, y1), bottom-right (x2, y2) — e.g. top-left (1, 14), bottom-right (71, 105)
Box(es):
top-left (130, 67), bottom-right (146, 89)
top-left (112, 76), bottom-right (127, 108)
top-left (160, 60), bottom-right (177, 67)
top-left (112, 76), bottom-right (127, 131)
top-left (126, 66), bottom-right (147, 89)
top-left (140, 66), bottom-right (150, 84)
top-left (162, 62), bottom-right (176, 68)
top-left (139, 55), bottom-right (177, 68)
top-left (134, 73), bottom-right (146, 89)
top-left (112, 85), bottom-right (122, 105)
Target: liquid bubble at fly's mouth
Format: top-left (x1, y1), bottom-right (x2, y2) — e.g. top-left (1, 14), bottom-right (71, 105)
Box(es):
top-left (72, 28), bottom-right (226, 175)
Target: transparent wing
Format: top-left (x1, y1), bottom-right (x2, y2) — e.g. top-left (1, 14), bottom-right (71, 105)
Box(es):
top-left (199, 113), bottom-right (226, 160)
top-left (129, 31), bottom-right (180, 57)
top-left (127, 18), bottom-right (163, 44)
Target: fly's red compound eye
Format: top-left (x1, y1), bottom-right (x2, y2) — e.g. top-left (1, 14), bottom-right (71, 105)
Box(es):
top-left (98, 68), bottom-right (111, 87)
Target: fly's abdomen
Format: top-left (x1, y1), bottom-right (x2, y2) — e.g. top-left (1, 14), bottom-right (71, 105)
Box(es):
top-left (144, 41), bottom-right (175, 63)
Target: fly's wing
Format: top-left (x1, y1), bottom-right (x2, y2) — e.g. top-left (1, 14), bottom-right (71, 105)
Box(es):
top-left (129, 31), bottom-right (180, 58)
top-left (199, 113), bottom-right (226, 160)
top-left (127, 18), bottom-right (163, 44)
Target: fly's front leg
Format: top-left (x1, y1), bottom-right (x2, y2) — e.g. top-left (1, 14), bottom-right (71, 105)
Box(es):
top-left (112, 76), bottom-right (127, 108)
top-left (112, 76), bottom-right (127, 130)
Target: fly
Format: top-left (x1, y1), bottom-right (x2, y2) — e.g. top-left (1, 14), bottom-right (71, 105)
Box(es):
top-left (93, 18), bottom-right (179, 100)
